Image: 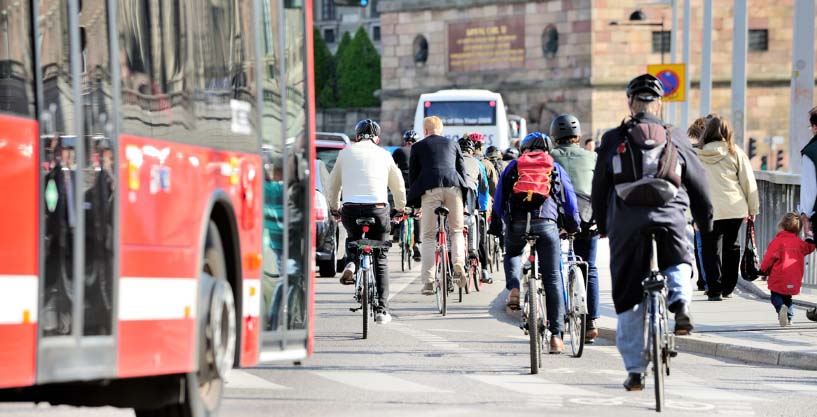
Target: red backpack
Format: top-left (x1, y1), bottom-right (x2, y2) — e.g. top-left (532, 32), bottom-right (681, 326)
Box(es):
top-left (511, 151), bottom-right (554, 210)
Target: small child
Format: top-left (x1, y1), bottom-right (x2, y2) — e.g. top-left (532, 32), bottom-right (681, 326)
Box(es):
top-left (760, 213), bottom-right (816, 327)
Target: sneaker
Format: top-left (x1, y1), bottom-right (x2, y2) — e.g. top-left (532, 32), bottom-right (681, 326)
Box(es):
top-left (549, 335), bottom-right (564, 354)
top-left (623, 373), bottom-right (645, 391)
top-left (421, 282), bottom-right (435, 296)
top-left (452, 263), bottom-right (466, 287)
top-left (670, 302), bottom-right (694, 335)
top-left (480, 269), bottom-right (493, 284)
top-left (778, 308), bottom-right (788, 327)
top-left (506, 288), bottom-right (520, 310)
top-left (339, 263), bottom-right (355, 285)
top-left (375, 309), bottom-right (392, 324)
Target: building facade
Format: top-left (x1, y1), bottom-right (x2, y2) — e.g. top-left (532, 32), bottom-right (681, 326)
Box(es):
top-left (378, 0), bottom-right (817, 168)
top-left (313, 0), bottom-right (382, 53)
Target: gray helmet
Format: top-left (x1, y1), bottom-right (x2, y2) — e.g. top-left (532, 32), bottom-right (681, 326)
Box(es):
top-left (627, 74), bottom-right (664, 102)
top-left (550, 114), bottom-right (582, 141)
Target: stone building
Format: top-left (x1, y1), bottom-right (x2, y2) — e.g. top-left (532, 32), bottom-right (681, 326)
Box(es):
top-left (377, 0), bottom-right (817, 167)
top-left (313, 0), bottom-right (382, 53)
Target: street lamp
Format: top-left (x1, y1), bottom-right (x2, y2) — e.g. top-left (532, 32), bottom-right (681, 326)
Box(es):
top-left (609, 10), bottom-right (666, 64)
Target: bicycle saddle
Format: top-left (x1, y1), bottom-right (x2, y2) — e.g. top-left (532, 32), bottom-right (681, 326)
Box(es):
top-left (434, 206), bottom-right (450, 216)
top-left (356, 217), bottom-right (376, 226)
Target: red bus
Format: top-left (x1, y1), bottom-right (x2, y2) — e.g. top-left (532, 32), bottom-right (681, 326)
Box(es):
top-left (0, 0), bottom-right (316, 415)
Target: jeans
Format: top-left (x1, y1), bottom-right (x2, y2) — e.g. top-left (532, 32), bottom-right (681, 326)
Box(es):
top-left (771, 291), bottom-right (794, 321)
top-left (341, 204), bottom-right (391, 310)
top-left (695, 230), bottom-right (707, 290)
top-left (616, 263), bottom-right (692, 374)
top-left (573, 235), bottom-right (599, 320)
top-left (700, 218), bottom-right (743, 296)
top-left (504, 219), bottom-right (564, 334)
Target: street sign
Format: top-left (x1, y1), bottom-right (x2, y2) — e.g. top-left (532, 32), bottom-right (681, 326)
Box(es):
top-left (647, 63), bottom-right (686, 102)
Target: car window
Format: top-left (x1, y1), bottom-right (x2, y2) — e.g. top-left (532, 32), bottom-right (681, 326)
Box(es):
top-left (317, 148), bottom-right (342, 172)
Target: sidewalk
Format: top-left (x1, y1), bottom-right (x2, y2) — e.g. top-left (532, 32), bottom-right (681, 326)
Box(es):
top-left (594, 239), bottom-right (817, 371)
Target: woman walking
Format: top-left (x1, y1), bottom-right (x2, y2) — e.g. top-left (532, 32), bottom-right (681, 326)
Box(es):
top-left (696, 114), bottom-right (759, 300)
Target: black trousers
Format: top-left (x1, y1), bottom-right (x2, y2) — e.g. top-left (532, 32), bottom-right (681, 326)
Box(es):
top-left (700, 218), bottom-right (744, 297)
top-left (341, 204), bottom-right (391, 309)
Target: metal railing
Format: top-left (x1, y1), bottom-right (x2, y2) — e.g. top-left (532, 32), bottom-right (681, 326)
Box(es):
top-left (753, 170), bottom-right (816, 288)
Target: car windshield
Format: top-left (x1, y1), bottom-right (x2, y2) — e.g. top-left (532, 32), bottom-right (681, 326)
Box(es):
top-left (424, 101), bottom-right (496, 126)
top-left (316, 148), bottom-right (342, 172)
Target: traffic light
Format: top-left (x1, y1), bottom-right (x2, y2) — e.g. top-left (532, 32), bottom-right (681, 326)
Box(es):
top-left (747, 137), bottom-right (757, 160)
top-left (333, 0), bottom-right (369, 6)
top-left (776, 149), bottom-right (785, 171)
top-left (760, 156), bottom-right (768, 171)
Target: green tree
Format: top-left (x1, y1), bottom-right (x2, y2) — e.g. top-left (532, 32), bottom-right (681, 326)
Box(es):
top-left (313, 28), bottom-right (336, 108)
top-left (335, 31), bottom-right (352, 62)
top-left (336, 27), bottom-right (381, 108)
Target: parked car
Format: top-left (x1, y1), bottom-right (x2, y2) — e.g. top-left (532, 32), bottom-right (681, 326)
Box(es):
top-left (315, 132), bottom-right (350, 276)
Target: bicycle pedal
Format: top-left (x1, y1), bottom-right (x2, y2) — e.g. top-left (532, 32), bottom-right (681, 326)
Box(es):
top-left (349, 307), bottom-right (361, 313)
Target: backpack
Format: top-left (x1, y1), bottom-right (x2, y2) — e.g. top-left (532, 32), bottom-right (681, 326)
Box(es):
top-left (612, 119), bottom-right (682, 207)
top-left (511, 150), bottom-right (555, 211)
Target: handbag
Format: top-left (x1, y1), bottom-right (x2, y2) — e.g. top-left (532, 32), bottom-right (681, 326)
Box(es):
top-left (740, 219), bottom-right (762, 281)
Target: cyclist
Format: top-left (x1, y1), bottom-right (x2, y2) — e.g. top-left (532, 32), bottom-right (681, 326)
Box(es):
top-left (549, 114), bottom-right (600, 343)
top-left (591, 74), bottom-right (713, 390)
top-left (465, 133), bottom-right (497, 283)
top-left (490, 132), bottom-right (580, 354)
top-left (468, 133), bottom-right (499, 201)
top-left (327, 119), bottom-right (406, 324)
top-left (502, 147), bottom-right (519, 162)
top-left (485, 145), bottom-right (509, 176)
top-left (458, 136), bottom-right (492, 284)
top-left (408, 116), bottom-right (469, 295)
top-left (393, 129), bottom-right (422, 261)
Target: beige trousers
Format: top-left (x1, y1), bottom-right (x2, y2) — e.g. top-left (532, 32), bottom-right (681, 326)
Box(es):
top-left (420, 186), bottom-right (465, 283)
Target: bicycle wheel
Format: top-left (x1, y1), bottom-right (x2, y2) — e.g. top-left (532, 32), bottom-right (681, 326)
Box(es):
top-left (568, 267), bottom-right (586, 358)
top-left (441, 251), bottom-right (448, 316)
top-left (434, 251), bottom-right (443, 314)
top-left (400, 223), bottom-right (407, 272)
top-left (406, 219), bottom-right (413, 271)
top-left (651, 296), bottom-right (665, 412)
top-left (527, 276), bottom-right (540, 374)
top-left (362, 269), bottom-right (369, 340)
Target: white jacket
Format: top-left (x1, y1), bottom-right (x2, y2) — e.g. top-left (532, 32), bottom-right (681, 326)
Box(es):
top-left (696, 141), bottom-right (759, 221)
top-left (327, 140), bottom-right (406, 211)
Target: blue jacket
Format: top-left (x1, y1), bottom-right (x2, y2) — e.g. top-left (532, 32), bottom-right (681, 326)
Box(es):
top-left (492, 159), bottom-right (580, 233)
top-left (477, 161), bottom-right (489, 211)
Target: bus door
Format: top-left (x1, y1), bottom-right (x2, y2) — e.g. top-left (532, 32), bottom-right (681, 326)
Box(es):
top-left (35, 0), bottom-right (119, 382)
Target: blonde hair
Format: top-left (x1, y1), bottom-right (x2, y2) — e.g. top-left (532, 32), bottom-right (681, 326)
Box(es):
top-left (780, 212), bottom-right (802, 233)
top-left (701, 113), bottom-right (735, 154)
top-left (423, 116), bottom-right (443, 135)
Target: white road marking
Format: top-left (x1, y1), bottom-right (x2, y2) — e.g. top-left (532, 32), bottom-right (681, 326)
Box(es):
top-left (313, 371), bottom-right (450, 393)
top-left (388, 275), bottom-right (417, 301)
top-left (766, 382), bottom-right (817, 393)
top-left (224, 370), bottom-right (289, 390)
top-left (467, 374), bottom-right (600, 397)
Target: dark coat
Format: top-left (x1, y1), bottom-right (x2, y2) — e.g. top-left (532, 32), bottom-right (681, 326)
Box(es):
top-left (392, 146), bottom-right (411, 186)
top-left (407, 134), bottom-right (467, 207)
top-left (592, 113), bottom-right (714, 314)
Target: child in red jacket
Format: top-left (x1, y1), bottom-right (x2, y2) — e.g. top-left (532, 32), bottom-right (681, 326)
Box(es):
top-left (760, 213), bottom-right (816, 327)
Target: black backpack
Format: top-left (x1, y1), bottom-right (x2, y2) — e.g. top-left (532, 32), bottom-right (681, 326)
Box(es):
top-left (612, 119), bottom-right (683, 207)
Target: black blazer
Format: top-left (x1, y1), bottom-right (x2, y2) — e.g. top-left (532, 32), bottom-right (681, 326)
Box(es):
top-left (407, 134), bottom-right (467, 207)
top-left (392, 146), bottom-right (411, 186)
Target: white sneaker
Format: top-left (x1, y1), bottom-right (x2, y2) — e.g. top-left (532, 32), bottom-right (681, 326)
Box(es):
top-left (453, 263), bottom-right (466, 287)
top-left (375, 310), bottom-right (392, 324)
top-left (340, 262), bottom-right (355, 285)
top-left (778, 308), bottom-right (788, 327)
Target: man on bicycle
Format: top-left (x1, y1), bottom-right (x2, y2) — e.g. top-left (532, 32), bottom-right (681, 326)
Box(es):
top-left (408, 116), bottom-right (469, 295)
top-left (458, 136), bottom-right (493, 284)
top-left (327, 119), bottom-right (406, 324)
top-left (468, 133), bottom-right (499, 283)
top-left (393, 129), bottom-right (422, 261)
top-left (549, 114), bottom-right (601, 343)
top-left (490, 132), bottom-right (580, 354)
top-left (592, 74), bottom-right (713, 390)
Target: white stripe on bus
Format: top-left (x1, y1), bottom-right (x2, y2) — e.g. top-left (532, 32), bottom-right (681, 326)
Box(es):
top-left (243, 279), bottom-right (261, 318)
top-left (0, 275), bottom-right (37, 324)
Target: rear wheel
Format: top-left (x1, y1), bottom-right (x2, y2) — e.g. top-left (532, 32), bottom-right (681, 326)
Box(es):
top-left (362, 269), bottom-right (369, 339)
top-left (568, 267), bottom-right (586, 358)
top-left (434, 251), bottom-right (443, 314)
top-left (651, 299), bottom-right (665, 412)
top-left (527, 276), bottom-right (540, 374)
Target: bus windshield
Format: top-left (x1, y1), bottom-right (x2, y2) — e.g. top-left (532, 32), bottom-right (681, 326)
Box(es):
top-left (424, 101), bottom-right (496, 126)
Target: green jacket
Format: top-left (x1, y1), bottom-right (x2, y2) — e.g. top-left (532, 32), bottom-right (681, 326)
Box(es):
top-left (550, 143), bottom-right (596, 197)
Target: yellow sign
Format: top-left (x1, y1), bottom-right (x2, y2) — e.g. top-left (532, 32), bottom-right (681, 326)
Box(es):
top-left (647, 63), bottom-right (686, 102)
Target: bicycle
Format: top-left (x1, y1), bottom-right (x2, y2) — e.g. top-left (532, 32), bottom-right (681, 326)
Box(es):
top-left (561, 236), bottom-right (588, 358)
top-left (433, 206), bottom-right (454, 316)
top-left (460, 223), bottom-right (473, 302)
top-left (518, 213), bottom-right (547, 374)
top-left (399, 208), bottom-right (415, 272)
top-left (347, 218), bottom-right (391, 339)
top-left (641, 228), bottom-right (677, 412)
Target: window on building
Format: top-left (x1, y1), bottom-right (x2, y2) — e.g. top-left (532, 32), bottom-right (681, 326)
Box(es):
top-left (321, 0), bottom-right (335, 20)
top-left (372, 26), bottom-right (380, 42)
top-left (324, 28), bottom-right (335, 43)
top-left (370, 0), bottom-right (379, 18)
top-left (413, 35), bottom-right (428, 64)
top-left (651, 31), bottom-right (671, 54)
top-left (749, 29), bottom-right (768, 52)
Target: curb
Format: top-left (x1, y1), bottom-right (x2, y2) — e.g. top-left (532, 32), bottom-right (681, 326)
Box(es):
top-left (596, 326), bottom-right (817, 371)
top-left (737, 279), bottom-right (817, 309)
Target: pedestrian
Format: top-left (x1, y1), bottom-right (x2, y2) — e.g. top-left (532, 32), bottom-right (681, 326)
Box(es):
top-left (549, 114), bottom-right (601, 343)
top-left (393, 130), bottom-right (422, 261)
top-left (583, 137), bottom-right (596, 152)
top-left (759, 213), bottom-right (816, 326)
top-left (695, 114), bottom-right (759, 301)
top-left (687, 117), bottom-right (708, 291)
top-left (798, 106), bottom-right (817, 242)
top-left (408, 116), bottom-right (469, 295)
top-left (591, 74), bottom-right (713, 391)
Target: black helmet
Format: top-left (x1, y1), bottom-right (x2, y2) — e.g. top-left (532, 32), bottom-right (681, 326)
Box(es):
top-left (550, 114), bottom-right (582, 141)
top-left (626, 74), bottom-right (664, 102)
top-left (354, 119), bottom-right (381, 142)
top-left (807, 307), bottom-right (817, 322)
top-left (503, 147), bottom-right (519, 160)
top-left (403, 129), bottom-right (418, 143)
top-left (458, 136), bottom-right (475, 153)
top-left (485, 145), bottom-right (501, 160)
top-left (520, 132), bottom-right (553, 153)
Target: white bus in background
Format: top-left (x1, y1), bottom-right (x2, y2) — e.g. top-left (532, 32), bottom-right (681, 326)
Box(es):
top-left (507, 114), bottom-right (527, 147)
top-left (414, 89), bottom-right (510, 150)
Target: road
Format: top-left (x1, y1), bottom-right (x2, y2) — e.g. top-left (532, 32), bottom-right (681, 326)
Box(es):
top-left (3, 245), bottom-right (816, 416)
